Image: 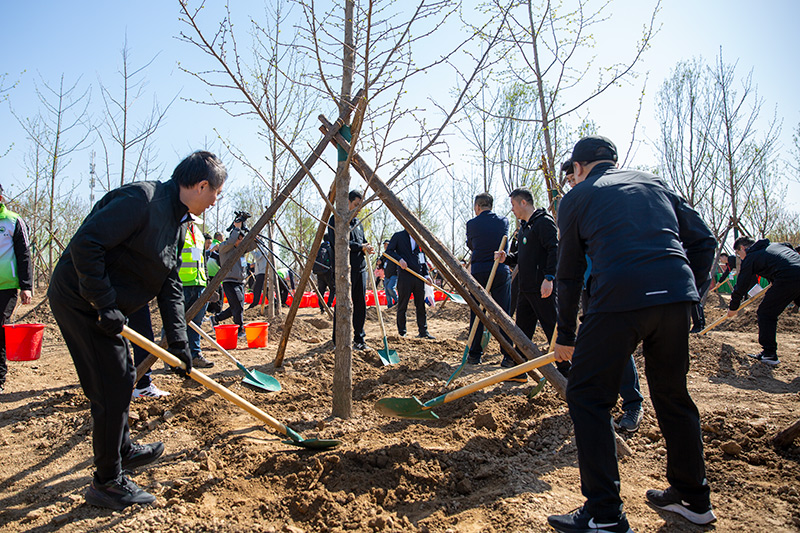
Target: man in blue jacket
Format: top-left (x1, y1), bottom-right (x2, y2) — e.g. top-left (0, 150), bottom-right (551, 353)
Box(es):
top-left (727, 236), bottom-right (800, 365)
top-left (549, 136), bottom-right (717, 532)
top-left (0, 185), bottom-right (33, 394)
top-left (465, 192), bottom-right (511, 364)
top-left (49, 151), bottom-right (226, 510)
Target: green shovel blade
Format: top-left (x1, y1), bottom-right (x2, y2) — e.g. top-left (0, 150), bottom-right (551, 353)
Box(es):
top-left (240, 367), bottom-right (282, 392)
top-left (377, 338), bottom-right (399, 366)
top-left (480, 329), bottom-right (491, 350)
top-left (526, 377), bottom-right (547, 398)
top-left (283, 438), bottom-right (342, 450)
top-left (374, 397), bottom-right (440, 420)
top-left (445, 291), bottom-right (467, 305)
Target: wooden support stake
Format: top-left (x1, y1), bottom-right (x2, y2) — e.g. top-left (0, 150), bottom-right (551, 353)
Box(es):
top-left (133, 90), bottom-right (363, 382)
top-left (273, 184), bottom-right (336, 367)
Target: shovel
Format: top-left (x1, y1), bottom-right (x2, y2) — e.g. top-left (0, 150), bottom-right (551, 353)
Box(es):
top-left (366, 253), bottom-right (399, 365)
top-left (446, 236), bottom-right (507, 385)
top-left (122, 326), bottom-right (338, 450)
top-left (375, 351), bottom-right (556, 420)
top-left (189, 321), bottom-right (281, 392)
top-left (699, 282), bottom-right (771, 335)
top-left (382, 253), bottom-right (467, 304)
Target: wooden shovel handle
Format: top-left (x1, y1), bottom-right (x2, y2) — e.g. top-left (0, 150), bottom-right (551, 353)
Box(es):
top-left (188, 321), bottom-right (242, 368)
top-left (700, 283), bottom-right (771, 335)
top-left (121, 326), bottom-right (290, 437)
top-left (443, 352), bottom-right (556, 404)
top-left (366, 253), bottom-right (389, 338)
top-left (382, 253), bottom-right (433, 286)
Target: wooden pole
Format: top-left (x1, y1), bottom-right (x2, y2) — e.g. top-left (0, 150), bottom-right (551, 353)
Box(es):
top-left (273, 184), bottom-right (336, 367)
top-left (320, 116), bottom-right (631, 456)
top-left (773, 418), bottom-right (800, 448)
top-left (133, 90), bottom-right (363, 382)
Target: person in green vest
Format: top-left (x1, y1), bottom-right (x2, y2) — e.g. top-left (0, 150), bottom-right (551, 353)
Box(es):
top-left (180, 220), bottom-right (214, 368)
top-left (0, 184), bottom-right (33, 394)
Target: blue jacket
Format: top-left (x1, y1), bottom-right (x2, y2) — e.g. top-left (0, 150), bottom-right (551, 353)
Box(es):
top-left (556, 163), bottom-right (715, 346)
top-left (466, 210), bottom-right (510, 275)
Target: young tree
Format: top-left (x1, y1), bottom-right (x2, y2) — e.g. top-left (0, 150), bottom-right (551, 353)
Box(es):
top-left (12, 74), bottom-right (91, 279)
top-left (97, 37), bottom-right (173, 189)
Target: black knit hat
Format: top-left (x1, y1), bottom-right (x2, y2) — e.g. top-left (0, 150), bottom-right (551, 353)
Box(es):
top-left (571, 135), bottom-right (618, 164)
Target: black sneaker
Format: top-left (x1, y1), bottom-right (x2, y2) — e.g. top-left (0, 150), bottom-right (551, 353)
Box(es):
top-left (467, 354), bottom-right (482, 365)
top-left (615, 409), bottom-right (643, 433)
top-left (547, 506), bottom-right (633, 532)
top-left (747, 351), bottom-right (779, 366)
top-left (192, 355), bottom-right (215, 369)
top-left (354, 341), bottom-right (367, 350)
top-left (646, 487), bottom-right (716, 525)
top-left (85, 474), bottom-right (156, 510)
top-left (500, 355), bottom-right (516, 368)
top-left (504, 373), bottom-right (528, 383)
top-left (121, 442), bottom-right (165, 470)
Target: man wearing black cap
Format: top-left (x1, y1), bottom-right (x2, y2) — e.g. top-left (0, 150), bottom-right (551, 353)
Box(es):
top-left (548, 136), bottom-right (717, 532)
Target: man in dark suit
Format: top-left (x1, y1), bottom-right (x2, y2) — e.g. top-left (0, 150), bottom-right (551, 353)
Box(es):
top-left (465, 192), bottom-right (512, 364)
top-left (386, 229), bottom-right (435, 339)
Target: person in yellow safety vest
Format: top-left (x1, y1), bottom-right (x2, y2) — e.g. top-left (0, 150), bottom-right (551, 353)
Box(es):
top-left (180, 220), bottom-right (214, 368)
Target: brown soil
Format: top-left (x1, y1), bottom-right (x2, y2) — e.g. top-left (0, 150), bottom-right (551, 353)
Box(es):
top-left (1, 293), bottom-right (799, 532)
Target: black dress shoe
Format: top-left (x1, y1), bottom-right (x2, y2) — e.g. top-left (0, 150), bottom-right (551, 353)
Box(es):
top-left (417, 332), bottom-right (435, 340)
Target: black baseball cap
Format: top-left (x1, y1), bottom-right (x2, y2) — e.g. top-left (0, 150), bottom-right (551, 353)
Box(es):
top-left (571, 135), bottom-right (618, 164)
top-left (560, 159), bottom-right (574, 176)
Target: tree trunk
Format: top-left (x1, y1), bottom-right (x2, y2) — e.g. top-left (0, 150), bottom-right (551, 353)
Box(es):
top-left (331, 0), bottom-right (356, 419)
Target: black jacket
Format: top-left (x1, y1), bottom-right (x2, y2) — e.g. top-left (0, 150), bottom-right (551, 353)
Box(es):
top-left (504, 208), bottom-right (558, 294)
top-left (730, 239), bottom-right (800, 310)
top-left (386, 230), bottom-right (428, 279)
top-left (327, 214), bottom-right (368, 272)
top-left (466, 210), bottom-right (510, 275)
top-left (556, 163), bottom-right (715, 346)
top-left (378, 254), bottom-right (398, 277)
top-left (49, 179), bottom-right (190, 345)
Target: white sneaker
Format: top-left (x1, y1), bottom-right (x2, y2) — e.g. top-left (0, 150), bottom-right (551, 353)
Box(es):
top-left (132, 384), bottom-right (171, 399)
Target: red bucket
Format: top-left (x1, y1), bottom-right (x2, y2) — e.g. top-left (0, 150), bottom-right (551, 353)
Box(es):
top-left (244, 322), bottom-right (268, 348)
top-left (214, 324), bottom-right (239, 350)
top-left (4, 323), bottom-right (45, 361)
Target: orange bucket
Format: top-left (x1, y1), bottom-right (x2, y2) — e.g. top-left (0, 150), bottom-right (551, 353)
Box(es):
top-left (4, 323), bottom-right (45, 361)
top-left (214, 324), bottom-right (239, 350)
top-left (244, 322), bottom-right (268, 348)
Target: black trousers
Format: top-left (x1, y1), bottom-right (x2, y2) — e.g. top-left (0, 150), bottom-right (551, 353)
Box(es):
top-left (216, 281), bottom-right (245, 333)
top-left (249, 273), bottom-right (265, 308)
top-left (49, 295), bottom-right (134, 483)
top-left (332, 268), bottom-right (367, 343)
top-left (469, 268), bottom-right (512, 358)
top-left (691, 278), bottom-right (712, 330)
top-left (0, 289), bottom-right (18, 387)
top-left (127, 304), bottom-right (155, 389)
top-left (756, 279), bottom-right (800, 354)
top-left (396, 272), bottom-right (427, 336)
top-left (567, 302), bottom-right (708, 520)
top-left (316, 271), bottom-right (336, 309)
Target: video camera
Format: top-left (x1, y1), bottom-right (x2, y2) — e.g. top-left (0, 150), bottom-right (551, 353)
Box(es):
top-left (227, 211), bottom-right (252, 233)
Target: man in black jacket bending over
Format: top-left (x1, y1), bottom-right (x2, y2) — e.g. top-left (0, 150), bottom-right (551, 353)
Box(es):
top-left (386, 228), bottom-right (435, 339)
top-left (496, 187), bottom-right (570, 379)
top-left (727, 236), bottom-right (800, 365)
top-left (328, 190), bottom-right (373, 350)
top-left (548, 136), bottom-right (717, 532)
top-left (49, 151), bottom-right (226, 510)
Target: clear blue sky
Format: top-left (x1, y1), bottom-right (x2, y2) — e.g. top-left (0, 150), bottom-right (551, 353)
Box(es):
top-left (2, 0), bottom-right (798, 211)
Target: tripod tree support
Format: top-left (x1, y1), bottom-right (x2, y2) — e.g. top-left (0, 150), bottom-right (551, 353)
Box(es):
top-left (319, 115), bottom-right (632, 457)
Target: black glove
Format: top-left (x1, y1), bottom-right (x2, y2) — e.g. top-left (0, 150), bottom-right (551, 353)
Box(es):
top-left (168, 341), bottom-right (192, 377)
top-left (97, 306), bottom-right (125, 336)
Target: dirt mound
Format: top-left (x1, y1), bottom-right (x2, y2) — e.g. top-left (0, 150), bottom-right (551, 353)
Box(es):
top-left (2, 296), bottom-right (799, 532)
